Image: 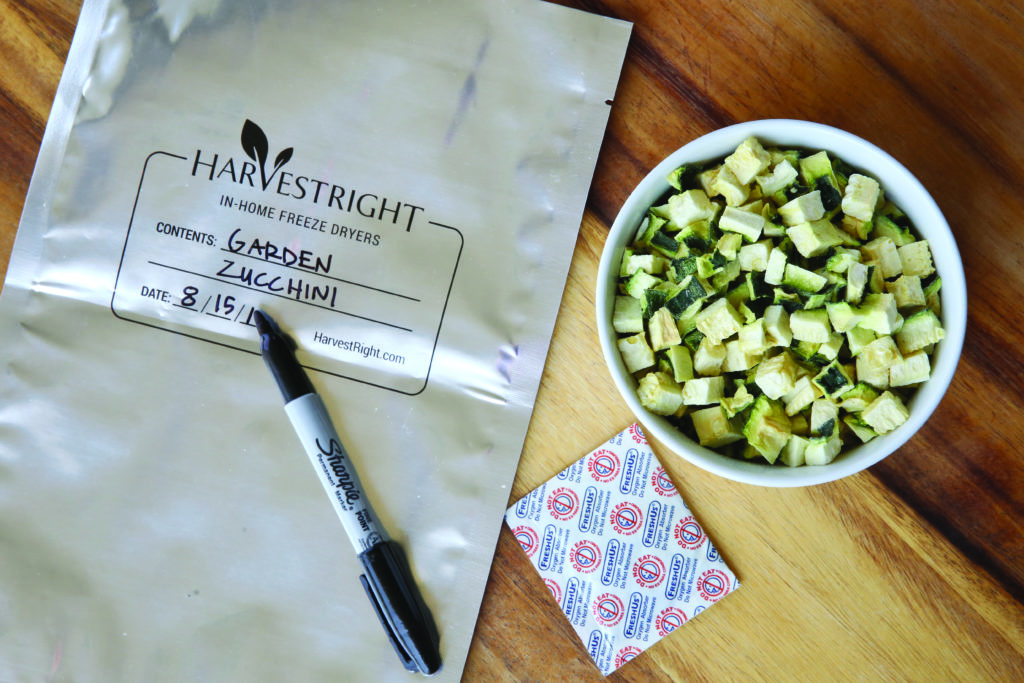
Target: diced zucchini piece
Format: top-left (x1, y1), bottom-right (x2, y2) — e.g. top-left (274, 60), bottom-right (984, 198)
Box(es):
top-left (858, 293), bottom-right (904, 335)
top-left (886, 274), bottom-right (926, 309)
top-left (746, 271), bottom-right (773, 300)
top-left (898, 240), bottom-right (936, 278)
top-left (640, 289), bottom-right (667, 319)
top-left (691, 406), bottom-right (745, 448)
top-left (895, 309), bottom-right (945, 354)
top-left (783, 263), bottom-right (828, 292)
top-left (693, 336), bottom-right (727, 376)
top-left (665, 345), bottom-right (695, 383)
top-left (826, 248), bottom-right (862, 273)
top-left (618, 333), bottom-right (655, 373)
top-left (755, 158), bottom-right (798, 196)
top-left (845, 261), bottom-right (870, 304)
top-left (778, 191), bottom-right (825, 227)
top-left (742, 395), bottom-right (792, 463)
top-left (711, 163), bottom-right (750, 207)
top-left (635, 212), bottom-right (666, 246)
top-left (779, 434), bottom-right (809, 467)
top-left (839, 383), bottom-right (880, 412)
top-left (841, 214), bottom-right (872, 241)
top-left (812, 360), bottom-right (854, 399)
top-left (613, 296), bottom-right (644, 333)
top-left (650, 229), bottom-right (684, 258)
top-left (763, 304), bottom-right (793, 346)
top-left (843, 415), bottom-right (878, 443)
top-left (790, 413), bottom-right (810, 436)
top-left (667, 189), bottom-right (717, 229)
top-left (668, 255), bottom-right (698, 282)
top-left (739, 318), bottom-right (767, 354)
top-left (738, 239), bottom-right (772, 271)
top-left (719, 206), bottom-right (765, 242)
top-left (783, 376), bottom-right (819, 416)
top-left (846, 326), bottom-right (876, 356)
top-left (790, 309), bottom-right (831, 343)
top-left (649, 307), bottom-right (682, 351)
top-left (825, 301), bottom-right (862, 333)
top-left (856, 335), bottom-right (902, 389)
top-left (861, 391), bottom-right (910, 434)
top-left (637, 372), bottom-right (685, 416)
top-left (804, 433), bottom-right (842, 466)
top-left (810, 398), bottom-right (839, 436)
top-left (754, 350), bottom-right (800, 399)
top-left (665, 275), bottom-right (708, 317)
top-left (817, 332), bottom-right (844, 361)
top-left (695, 297), bottom-right (744, 344)
top-left (720, 339), bottom-right (760, 372)
top-left (667, 163), bottom-right (703, 192)
top-left (717, 232), bottom-right (744, 259)
top-left (786, 219), bottom-right (847, 257)
top-left (923, 276), bottom-right (942, 314)
top-left (764, 247), bottom-right (788, 285)
top-left (799, 150), bottom-right (839, 189)
top-left (873, 215), bottom-right (914, 247)
top-left (890, 350), bottom-right (931, 387)
top-left (711, 258), bottom-right (743, 291)
top-left (681, 376), bottom-right (726, 405)
top-left (624, 270), bottom-right (662, 299)
top-left (861, 237), bottom-right (903, 279)
top-left (842, 173), bottom-right (880, 222)
top-left (619, 247), bottom-right (635, 277)
top-left (724, 136), bottom-right (772, 184)
top-left (721, 384), bottom-right (756, 419)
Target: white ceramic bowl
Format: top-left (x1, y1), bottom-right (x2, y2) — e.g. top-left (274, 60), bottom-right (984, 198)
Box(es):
top-left (596, 119), bottom-right (967, 486)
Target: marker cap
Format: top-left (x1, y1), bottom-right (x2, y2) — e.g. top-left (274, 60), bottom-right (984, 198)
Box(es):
top-left (358, 540), bottom-right (443, 675)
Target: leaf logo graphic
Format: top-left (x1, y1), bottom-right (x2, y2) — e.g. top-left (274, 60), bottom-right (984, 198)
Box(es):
top-left (240, 119), bottom-right (294, 191)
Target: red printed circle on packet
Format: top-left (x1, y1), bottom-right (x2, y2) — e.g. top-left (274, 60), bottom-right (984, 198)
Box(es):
top-left (655, 606), bottom-right (688, 637)
top-left (587, 448), bottom-right (621, 483)
top-left (628, 423), bottom-right (646, 444)
top-left (651, 466), bottom-right (676, 497)
top-left (570, 539), bottom-right (602, 573)
top-left (673, 515), bottom-right (706, 550)
top-left (610, 501), bottom-right (643, 536)
top-left (631, 554), bottom-right (666, 589)
top-left (593, 592), bottom-right (625, 627)
top-left (615, 646), bottom-right (642, 668)
top-left (697, 568), bottom-right (731, 603)
top-left (546, 487), bottom-right (580, 521)
top-left (544, 578), bottom-right (562, 604)
top-left (512, 525), bottom-right (540, 557)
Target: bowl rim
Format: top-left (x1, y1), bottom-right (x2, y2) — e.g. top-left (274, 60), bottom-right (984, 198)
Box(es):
top-left (596, 119), bottom-right (967, 487)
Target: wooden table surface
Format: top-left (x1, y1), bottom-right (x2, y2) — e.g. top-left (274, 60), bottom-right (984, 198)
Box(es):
top-left (2, 0), bottom-right (1023, 680)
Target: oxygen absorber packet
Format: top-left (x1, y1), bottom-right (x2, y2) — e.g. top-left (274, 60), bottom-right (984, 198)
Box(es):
top-left (505, 424), bottom-right (739, 676)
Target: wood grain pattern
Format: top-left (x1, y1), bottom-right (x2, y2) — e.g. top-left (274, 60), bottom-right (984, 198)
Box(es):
top-left (1, 1), bottom-right (1022, 680)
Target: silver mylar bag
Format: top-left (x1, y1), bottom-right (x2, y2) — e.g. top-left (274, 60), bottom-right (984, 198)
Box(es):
top-left (0, 0), bottom-right (630, 680)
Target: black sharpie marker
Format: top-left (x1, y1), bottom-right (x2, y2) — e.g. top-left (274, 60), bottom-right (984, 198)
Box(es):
top-left (253, 309), bottom-right (441, 676)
